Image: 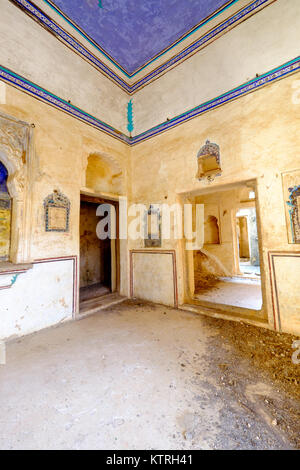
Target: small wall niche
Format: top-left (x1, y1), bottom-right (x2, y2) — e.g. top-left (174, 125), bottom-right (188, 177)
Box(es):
top-left (204, 215), bottom-right (220, 245)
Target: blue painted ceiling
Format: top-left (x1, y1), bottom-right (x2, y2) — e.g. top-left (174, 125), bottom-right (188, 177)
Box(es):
top-left (46, 0), bottom-right (232, 75)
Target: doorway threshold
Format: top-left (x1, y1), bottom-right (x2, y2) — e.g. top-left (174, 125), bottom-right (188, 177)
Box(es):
top-left (180, 301), bottom-right (269, 329)
top-left (78, 292), bottom-right (127, 318)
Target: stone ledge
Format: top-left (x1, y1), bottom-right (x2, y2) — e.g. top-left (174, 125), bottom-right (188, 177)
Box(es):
top-left (0, 262), bottom-right (33, 274)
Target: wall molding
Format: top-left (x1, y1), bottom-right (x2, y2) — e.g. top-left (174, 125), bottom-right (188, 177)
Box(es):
top-left (0, 267), bottom-right (30, 290)
top-left (0, 58), bottom-right (299, 145)
top-left (0, 65), bottom-right (130, 144)
top-left (130, 249), bottom-right (178, 308)
top-left (268, 251), bottom-right (300, 332)
top-left (11, 0), bottom-right (274, 93)
top-left (130, 0), bottom-right (273, 92)
top-left (11, 0), bottom-right (132, 92)
top-left (131, 57), bottom-right (300, 144)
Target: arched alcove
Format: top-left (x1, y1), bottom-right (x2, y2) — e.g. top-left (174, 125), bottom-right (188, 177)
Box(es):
top-left (204, 215), bottom-right (220, 244)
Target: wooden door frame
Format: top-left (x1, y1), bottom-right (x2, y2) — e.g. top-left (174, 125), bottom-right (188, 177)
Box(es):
top-left (80, 194), bottom-right (120, 294)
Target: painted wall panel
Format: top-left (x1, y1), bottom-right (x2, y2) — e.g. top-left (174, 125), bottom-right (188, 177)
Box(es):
top-left (0, 258), bottom-right (75, 340)
top-left (131, 252), bottom-right (176, 307)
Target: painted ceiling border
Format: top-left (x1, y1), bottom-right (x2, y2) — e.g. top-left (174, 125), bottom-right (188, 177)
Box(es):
top-left (43, 0), bottom-right (240, 77)
top-left (0, 57), bottom-right (299, 147)
top-left (11, 0), bottom-right (273, 94)
top-left (11, 0), bottom-right (131, 92)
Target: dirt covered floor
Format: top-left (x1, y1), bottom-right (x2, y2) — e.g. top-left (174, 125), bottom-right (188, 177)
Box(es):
top-left (0, 300), bottom-right (299, 450)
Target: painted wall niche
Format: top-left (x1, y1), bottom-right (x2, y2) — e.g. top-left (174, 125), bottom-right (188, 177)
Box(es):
top-left (196, 140), bottom-right (222, 182)
top-left (44, 190), bottom-right (70, 233)
top-left (203, 203), bottom-right (221, 245)
top-left (204, 215), bottom-right (220, 245)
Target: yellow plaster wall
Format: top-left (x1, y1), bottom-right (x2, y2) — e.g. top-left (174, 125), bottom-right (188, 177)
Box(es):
top-left (130, 73), bottom-right (300, 335)
top-left (86, 154), bottom-right (124, 195)
top-left (0, 72), bottom-right (299, 337)
top-left (0, 82), bottom-right (130, 299)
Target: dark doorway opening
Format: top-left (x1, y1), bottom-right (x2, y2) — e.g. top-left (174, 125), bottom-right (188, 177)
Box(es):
top-left (79, 195), bottom-right (118, 305)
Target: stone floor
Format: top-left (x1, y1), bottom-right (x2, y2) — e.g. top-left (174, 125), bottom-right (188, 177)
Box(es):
top-left (0, 300), bottom-right (299, 450)
top-left (195, 277), bottom-right (262, 310)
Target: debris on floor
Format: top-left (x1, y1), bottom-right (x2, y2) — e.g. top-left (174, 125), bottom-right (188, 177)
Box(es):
top-left (0, 300), bottom-right (299, 450)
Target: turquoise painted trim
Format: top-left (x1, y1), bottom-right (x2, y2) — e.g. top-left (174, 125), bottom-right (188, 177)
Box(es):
top-left (11, 274), bottom-right (19, 286)
top-left (0, 57), bottom-right (299, 145)
top-left (13, 0), bottom-right (271, 93)
top-left (12, 0), bottom-right (132, 91)
top-left (43, 0), bottom-right (240, 78)
top-left (129, 0), bottom-right (240, 77)
top-left (127, 99), bottom-right (134, 133)
top-left (132, 57), bottom-right (300, 140)
top-left (0, 65), bottom-right (130, 143)
top-left (0, 67), bottom-right (117, 132)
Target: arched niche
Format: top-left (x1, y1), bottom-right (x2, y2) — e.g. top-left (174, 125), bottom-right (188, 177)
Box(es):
top-left (0, 111), bottom-right (34, 264)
